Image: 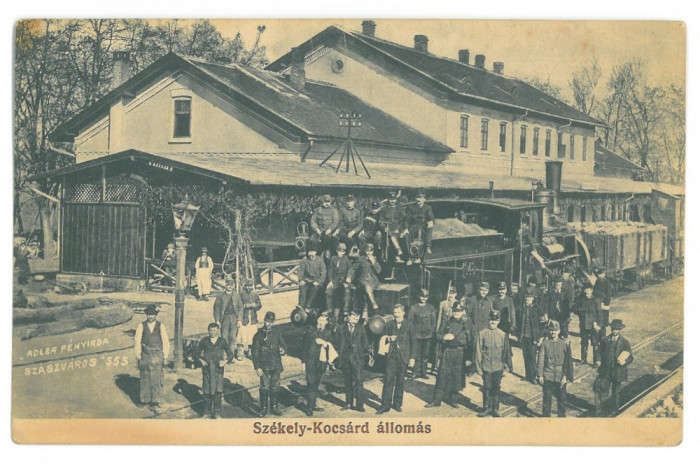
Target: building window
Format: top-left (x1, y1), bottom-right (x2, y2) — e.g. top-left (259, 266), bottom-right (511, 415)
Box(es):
top-left (533, 128), bottom-right (539, 155)
top-left (580, 206), bottom-right (587, 224)
top-left (557, 132), bottom-right (565, 158)
top-left (582, 136), bottom-right (588, 161)
top-left (520, 125), bottom-right (527, 154)
top-left (499, 122), bottom-right (507, 152)
top-left (173, 98), bottom-right (192, 139)
top-left (460, 115), bottom-right (469, 148)
top-left (570, 134), bottom-right (575, 160)
top-left (567, 205), bottom-right (575, 223)
top-left (481, 119), bottom-right (489, 151)
top-left (545, 130), bottom-right (551, 157)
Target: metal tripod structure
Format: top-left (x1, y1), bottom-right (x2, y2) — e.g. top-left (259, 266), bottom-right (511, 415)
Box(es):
top-left (319, 111), bottom-right (371, 179)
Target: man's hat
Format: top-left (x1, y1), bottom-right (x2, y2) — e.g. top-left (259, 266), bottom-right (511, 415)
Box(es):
top-left (337, 242), bottom-right (347, 251)
top-left (548, 320), bottom-right (561, 330)
top-left (364, 243), bottom-right (375, 252)
top-left (349, 308), bottom-right (362, 316)
top-left (489, 310), bottom-right (501, 321)
top-left (346, 194), bottom-right (355, 201)
top-left (583, 281), bottom-right (594, 290)
top-left (393, 303), bottom-right (405, 310)
top-left (167, 242), bottom-right (175, 248)
top-left (498, 281), bottom-right (507, 290)
top-left (264, 311), bottom-right (276, 323)
top-left (387, 191), bottom-right (397, 199)
top-left (306, 242), bottom-right (318, 252)
top-left (144, 304), bottom-right (159, 315)
top-left (610, 319), bottom-right (626, 330)
top-left (527, 276), bottom-right (538, 286)
top-left (201, 247), bottom-right (208, 253)
top-left (452, 301), bottom-right (465, 311)
top-left (322, 194), bottom-right (332, 202)
top-left (371, 201), bottom-right (381, 209)
top-left (416, 190), bottom-right (426, 198)
top-left (479, 281), bottom-right (490, 291)
top-left (419, 288), bottom-right (429, 298)
top-left (595, 267), bottom-right (605, 275)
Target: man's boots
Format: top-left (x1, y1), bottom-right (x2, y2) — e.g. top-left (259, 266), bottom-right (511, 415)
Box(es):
top-left (270, 389), bottom-right (283, 416)
top-left (259, 389), bottom-right (269, 418)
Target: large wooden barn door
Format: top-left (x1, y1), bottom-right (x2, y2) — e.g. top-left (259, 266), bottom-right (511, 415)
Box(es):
top-left (61, 202), bottom-right (146, 278)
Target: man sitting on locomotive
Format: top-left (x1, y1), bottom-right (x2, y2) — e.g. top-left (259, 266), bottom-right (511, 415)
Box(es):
top-left (325, 242), bottom-right (353, 326)
top-left (378, 191), bottom-right (406, 263)
top-left (297, 243), bottom-right (327, 312)
top-left (361, 201), bottom-right (383, 259)
top-left (402, 190), bottom-right (435, 257)
top-left (336, 194), bottom-right (364, 254)
top-left (310, 194), bottom-right (340, 260)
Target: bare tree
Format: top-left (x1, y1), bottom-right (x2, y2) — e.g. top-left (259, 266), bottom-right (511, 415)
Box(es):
top-left (524, 75), bottom-right (563, 100)
top-left (658, 84), bottom-right (685, 184)
top-left (569, 55), bottom-right (601, 116)
top-left (600, 59), bottom-right (643, 150)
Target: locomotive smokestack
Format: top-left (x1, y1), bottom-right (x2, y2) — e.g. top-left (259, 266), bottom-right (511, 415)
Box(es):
top-left (539, 160), bottom-right (563, 226)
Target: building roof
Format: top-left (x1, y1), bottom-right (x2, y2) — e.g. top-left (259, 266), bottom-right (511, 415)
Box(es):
top-left (28, 149), bottom-right (684, 197)
top-left (49, 53), bottom-right (451, 154)
top-left (595, 140), bottom-right (645, 172)
top-left (267, 26), bottom-right (604, 128)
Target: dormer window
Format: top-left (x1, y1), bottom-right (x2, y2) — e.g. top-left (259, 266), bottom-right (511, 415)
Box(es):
top-left (170, 89), bottom-right (193, 143)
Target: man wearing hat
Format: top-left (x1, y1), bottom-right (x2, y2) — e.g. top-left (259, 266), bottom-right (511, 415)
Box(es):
top-left (377, 304), bottom-right (417, 414)
top-left (310, 194), bottom-right (340, 259)
top-left (134, 304), bottom-right (170, 413)
top-left (407, 288), bottom-right (437, 379)
top-left (213, 278), bottom-right (243, 357)
top-left (545, 277), bottom-right (573, 338)
top-left (378, 191), bottom-right (406, 263)
top-left (593, 268), bottom-right (614, 335)
top-left (517, 288), bottom-right (546, 383)
top-left (425, 301), bottom-right (471, 408)
top-left (196, 322), bottom-right (235, 418)
top-left (538, 320), bottom-right (574, 417)
top-left (194, 247), bottom-right (213, 301)
top-left (575, 282), bottom-right (604, 366)
top-left (237, 278), bottom-right (262, 360)
top-left (594, 319), bottom-right (633, 415)
top-left (403, 190), bottom-right (435, 255)
top-left (302, 311), bottom-right (335, 416)
top-left (337, 194), bottom-right (364, 251)
top-left (297, 244), bottom-right (327, 311)
top-left (354, 243), bottom-right (382, 315)
top-left (490, 281), bottom-right (516, 339)
top-left (335, 308), bottom-right (371, 412)
top-left (475, 310), bottom-right (513, 417)
top-left (252, 311), bottom-right (287, 417)
top-left (325, 242), bottom-right (353, 325)
top-left (466, 282), bottom-right (494, 373)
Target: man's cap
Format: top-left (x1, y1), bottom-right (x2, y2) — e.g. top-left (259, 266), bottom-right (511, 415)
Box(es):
top-left (365, 243), bottom-right (375, 252)
top-left (527, 276), bottom-right (538, 285)
top-left (610, 319), bottom-right (625, 330)
top-left (317, 311), bottom-right (329, 320)
top-left (349, 308), bottom-right (362, 316)
top-left (201, 247), bottom-right (208, 253)
top-left (167, 242), bottom-right (175, 248)
top-left (208, 322), bottom-right (219, 330)
top-left (548, 320), bottom-right (561, 330)
top-left (452, 301), bottom-right (465, 311)
top-left (416, 190), bottom-right (426, 198)
top-left (387, 191), bottom-right (397, 199)
top-left (448, 287), bottom-right (458, 295)
top-left (322, 194), bottom-right (332, 202)
top-left (393, 303), bottom-right (404, 310)
top-left (244, 279), bottom-right (254, 287)
top-left (419, 288), bottom-right (429, 297)
top-left (539, 314), bottom-right (549, 323)
top-left (144, 304), bottom-right (159, 315)
top-left (337, 242), bottom-right (347, 251)
top-left (264, 311), bottom-right (276, 322)
top-left (306, 242), bottom-right (318, 253)
top-left (479, 281), bottom-right (490, 291)
top-left (346, 194), bottom-right (355, 201)
top-left (524, 288), bottom-right (537, 298)
top-left (595, 267), bottom-right (605, 275)
top-left (371, 201), bottom-right (381, 209)
top-left (583, 281), bottom-right (594, 290)
top-left (489, 310), bottom-right (501, 321)
top-left (498, 281), bottom-right (508, 290)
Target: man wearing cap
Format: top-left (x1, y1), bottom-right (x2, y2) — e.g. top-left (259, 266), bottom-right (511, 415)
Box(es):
top-left (517, 288), bottom-right (546, 383)
top-left (354, 243), bottom-right (382, 315)
top-left (593, 268), bottom-right (614, 335)
top-left (407, 288), bottom-right (437, 379)
top-left (302, 311), bottom-right (334, 416)
top-left (298, 244), bottom-right (327, 311)
top-left (310, 194), bottom-right (340, 259)
top-left (237, 279), bottom-right (262, 360)
top-left (475, 310), bottom-right (513, 417)
top-left (325, 242), bottom-right (352, 325)
top-left (196, 322), bottom-right (235, 418)
top-left (213, 278), bottom-right (243, 358)
top-left (490, 281), bottom-right (517, 339)
top-left (545, 277), bottom-right (573, 338)
top-left (425, 301), bottom-right (471, 408)
top-left (252, 311), bottom-right (287, 417)
top-left (434, 287), bottom-right (458, 374)
top-left (403, 190), bottom-right (435, 255)
top-left (161, 242), bottom-right (176, 276)
top-left (538, 320), bottom-right (574, 417)
top-left (337, 194), bottom-right (364, 252)
top-left (377, 304), bottom-right (417, 414)
top-left (575, 282), bottom-right (604, 366)
top-left (378, 191), bottom-right (406, 263)
top-left (194, 247), bottom-right (214, 301)
top-left (362, 201), bottom-right (383, 256)
top-left (594, 319), bottom-right (633, 415)
top-left (335, 309), bottom-right (371, 412)
top-left (134, 304), bottom-right (170, 413)
top-left (467, 282), bottom-right (494, 372)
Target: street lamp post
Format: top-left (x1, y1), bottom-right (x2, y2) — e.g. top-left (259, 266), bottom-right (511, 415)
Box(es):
top-left (171, 195), bottom-right (200, 370)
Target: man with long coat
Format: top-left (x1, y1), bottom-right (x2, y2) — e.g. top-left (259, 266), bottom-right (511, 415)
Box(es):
top-left (517, 288), bottom-right (546, 383)
top-left (134, 304), bottom-right (170, 414)
top-left (490, 281), bottom-right (517, 338)
top-left (252, 311), bottom-right (287, 417)
top-left (297, 244), bottom-right (327, 311)
top-left (575, 282), bottom-right (604, 365)
top-left (594, 319), bottom-right (634, 416)
top-left (407, 288), bottom-right (436, 379)
top-left (213, 279), bottom-right (243, 357)
top-left (196, 322), bottom-right (234, 419)
top-left (475, 310), bottom-right (513, 417)
top-left (336, 308), bottom-right (371, 412)
top-left (538, 320), bottom-right (574, 417)
top-left (425, 302), bottom-right (471, 408)
top-left (303, 312), bottom-right (334, 417)
top-left (467, 282), bottom-right (494, 370)
top-left (544, 277), bottom-right (573, 338)
top-left (377, 304), bottom-right (417, 414)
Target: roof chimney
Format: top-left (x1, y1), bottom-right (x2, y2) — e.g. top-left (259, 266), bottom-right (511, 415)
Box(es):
top-left (493, 61), bottom-right (504, 74)
top-left (361, 20), bottom-right (376, 37)
top-left (475, 54), bottom-right (486, 69)
top-left (458, 49), bottom-right (470, 64)
top-left (111, 51), bottom-right (131, 90)
top-left (414, 35), bottom-right (429, 53)
top-left (289, 47), bottom-right (306, 92)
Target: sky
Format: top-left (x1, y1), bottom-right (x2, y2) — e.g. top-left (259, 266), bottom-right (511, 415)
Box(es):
top-left (209, 19), bottom-right (685, 100)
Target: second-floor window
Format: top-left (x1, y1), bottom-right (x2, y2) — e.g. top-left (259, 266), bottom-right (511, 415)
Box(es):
top-left (582, 136), bottom-right (588, 161)
top-left (460, 115), bottom-right (469, 148)
top-left (499, 122), bottom-right (507, 152)
top-left (557, 132), bottom-right (565, 158)
top-left (545, 130), bottom-right (551, 157)
top-left (570, 134), bottom-right (576, 160)
top-left (533, 128), bottom-right (539, 155)
top-left (481, 119), bottom-right (489, 151)
top-left (520, 125), bottom-right (527, 154)
top-left (173, 98), bottom-right (192, 139)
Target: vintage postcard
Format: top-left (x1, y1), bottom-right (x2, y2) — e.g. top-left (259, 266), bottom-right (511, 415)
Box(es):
top-left (11, 18), bottom-right (685, 446)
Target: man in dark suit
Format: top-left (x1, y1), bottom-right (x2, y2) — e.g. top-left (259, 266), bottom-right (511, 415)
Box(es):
top-left (475, 310), bottom-right (513, 417)
top-left (517, 288), bottom-right (546, 383)
top-left (594, 268), bottom-right (614, 335)
top-left (325, 242), bottom-right (353, 324)
top-left (544, 277), bottom-right (573, 338)
top-left (377, 304), bottom-right (417, 414)
top-left (575, 282), bottom-right (604, 366)
top-left (407, 288), bottom-right (436, 379)
top-left (594, 319), bottom-right (634, 416)
top-left (538, 320), bottom-right (574, 417)
top-left (336, 308), bottom-right (371, 412)
top-left (302, 312), bottom-right (334, 417)
top-left (252, 311), bottom-right (287, 417)
top-left (354, 243), bottom-right (382, 316)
